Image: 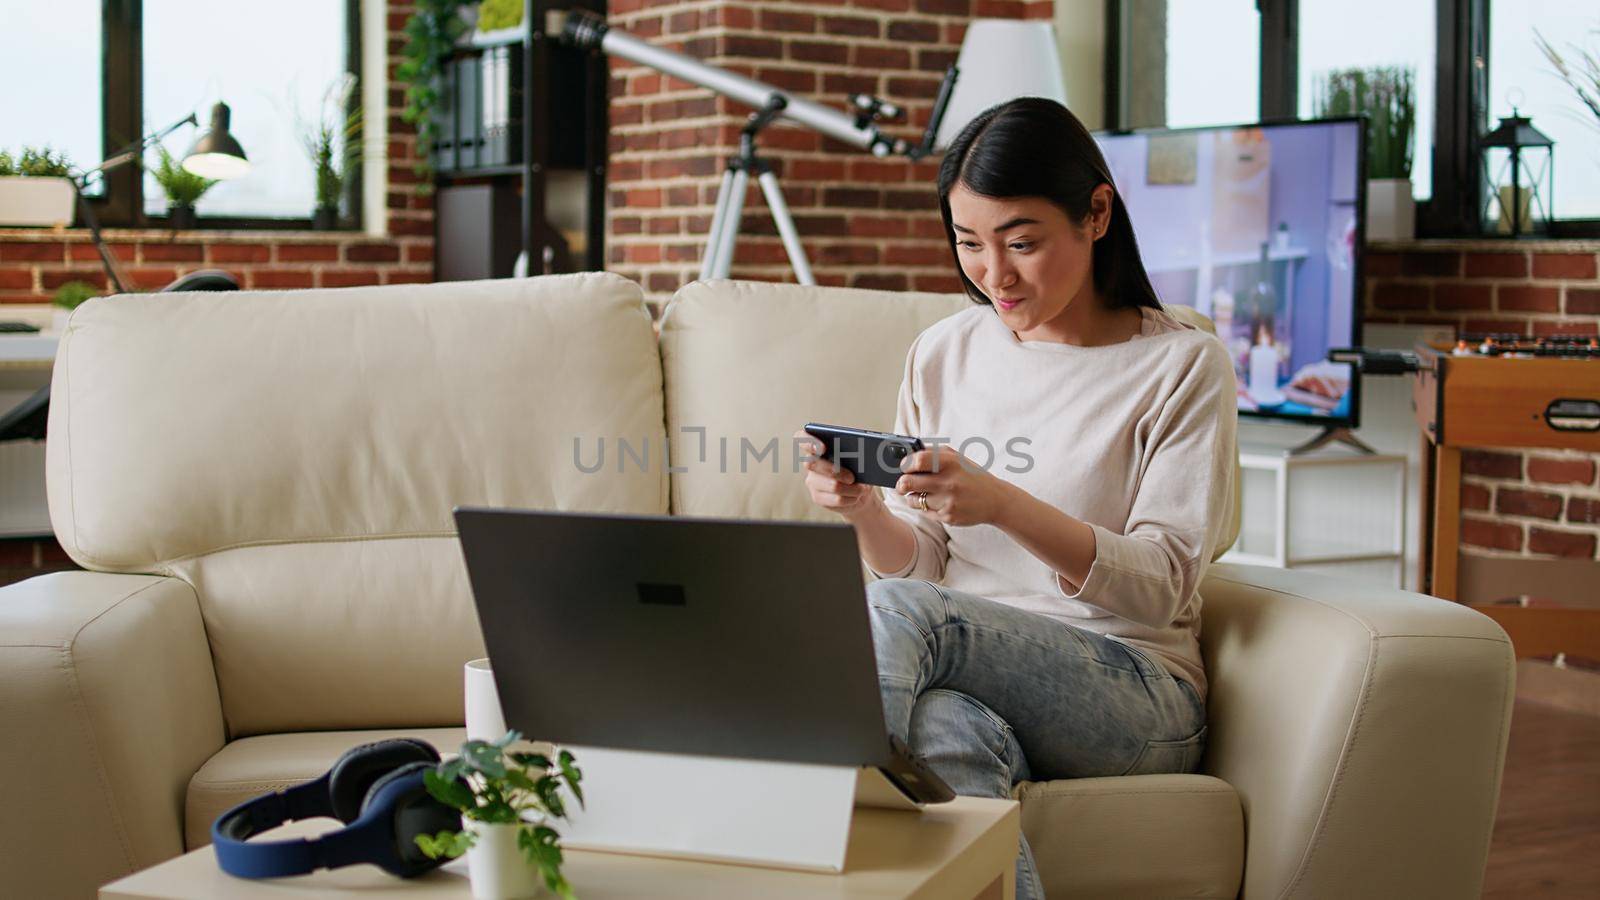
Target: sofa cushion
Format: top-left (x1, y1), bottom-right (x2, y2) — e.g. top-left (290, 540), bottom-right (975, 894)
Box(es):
top-left (185, 727), bottom-right (468, 850)
top-left (658, 279), bottom-right (969, 521)
top-left (1016, 774), bottom-right (1243, 898)
top-left (49, 273), bottom-right (668, 736)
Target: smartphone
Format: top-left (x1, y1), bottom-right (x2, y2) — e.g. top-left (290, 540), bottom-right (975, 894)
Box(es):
top-left (803, 423), bottom-right (925, 489)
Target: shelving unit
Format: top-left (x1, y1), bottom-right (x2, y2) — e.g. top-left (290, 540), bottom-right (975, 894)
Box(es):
top-left (1220, 446), bottom-right (1408, 587)
top-left (433, 1), bottom-right (607, 280)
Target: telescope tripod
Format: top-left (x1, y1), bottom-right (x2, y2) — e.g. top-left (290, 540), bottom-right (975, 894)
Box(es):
top-left (700, 97), bottom-right (816, 285)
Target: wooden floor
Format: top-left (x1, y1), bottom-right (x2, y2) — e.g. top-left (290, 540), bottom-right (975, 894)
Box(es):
top-left (1482, 698), bottom-right (1600, 898)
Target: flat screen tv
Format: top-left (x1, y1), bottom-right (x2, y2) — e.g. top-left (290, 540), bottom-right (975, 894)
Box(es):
top-left (1094, 118), bottom-right (1365, 429)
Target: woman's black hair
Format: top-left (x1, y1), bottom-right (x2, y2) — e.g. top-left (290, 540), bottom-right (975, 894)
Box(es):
top-left (937, 97), bottom-right (1161, 311)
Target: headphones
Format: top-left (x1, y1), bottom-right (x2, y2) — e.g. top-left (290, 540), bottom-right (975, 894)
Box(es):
top-left (212, 737), bottom-right (462, 879)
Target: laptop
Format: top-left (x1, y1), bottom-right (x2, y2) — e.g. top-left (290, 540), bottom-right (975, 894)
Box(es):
top-left (454, 507), bottom-right (955, 806)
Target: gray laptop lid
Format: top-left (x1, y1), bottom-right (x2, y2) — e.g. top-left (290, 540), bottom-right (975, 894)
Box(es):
top-left (455, 508), bottom-right (892, 768)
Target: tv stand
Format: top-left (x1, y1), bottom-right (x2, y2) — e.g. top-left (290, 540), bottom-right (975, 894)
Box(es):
top-left (1285, 426), bottom-right (1377, 456)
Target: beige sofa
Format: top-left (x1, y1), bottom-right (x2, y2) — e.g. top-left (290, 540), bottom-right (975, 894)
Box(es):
top-left (1, 273), bottom-right (1513, 899)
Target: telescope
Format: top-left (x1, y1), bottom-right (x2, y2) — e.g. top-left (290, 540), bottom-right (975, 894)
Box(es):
top-left (549, 8), bottom-right (958, 284)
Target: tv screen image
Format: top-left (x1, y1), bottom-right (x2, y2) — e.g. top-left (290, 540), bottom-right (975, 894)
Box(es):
top-left (1095, 119), bottom-right (1365, 427)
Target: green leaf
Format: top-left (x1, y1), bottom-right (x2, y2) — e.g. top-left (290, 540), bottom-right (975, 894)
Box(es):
top-left (464, 741), bottom-right (508, 779)
top-left (423, 768), bottom-right (476, 811)
top-left (511, 752), bottom-right (552, 770)
top-left (558, 752), bottom-right (585, 809)
top-left (414, 828), bottom-right (475, 859)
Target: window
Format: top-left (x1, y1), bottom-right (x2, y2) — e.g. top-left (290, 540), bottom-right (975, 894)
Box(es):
top-left (1297, 0), bottom-right (1436, 201)
top-left (142, 0), bottom-right (352, 219)
top-left (1108, 0), bottom-right (1599, 235)
top-left (0, 0), bottom-right (104, 196)
top-left (0, 0), bottom-right (358, 228)
top-left (1489, 0), bottom-right (1600, 220)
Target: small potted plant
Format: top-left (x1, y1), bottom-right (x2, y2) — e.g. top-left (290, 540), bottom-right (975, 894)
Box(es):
top-left (50, 280), bottom-right (100, 332)
top-left (150, 145), bottom-right (217, 230)
top-left (1315, 66), bottom-right (1417, 241)
top-left (300, 74), bottom-right (363, 230)
top-left (415, 731), bottom-right (584, 900)
top-left (0, 146), bottom-right (77, 227)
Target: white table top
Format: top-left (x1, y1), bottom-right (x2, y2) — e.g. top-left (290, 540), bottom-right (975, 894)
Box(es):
top-left (100, 796), bottom-right (1018, 900)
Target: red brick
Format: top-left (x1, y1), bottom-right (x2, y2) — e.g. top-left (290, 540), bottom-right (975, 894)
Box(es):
top-left (646, 272), bottom-right (681, 293)
top-left (139, 243), bottom-right (205, 263)
top-left (914, 273), bottom-right (964, 293)
top-left (346, 243), bottom-right (401, 263)
top-left (1433, 283), bottom-right (1492, 311)
top-left (403, 243), bottom-right (433, 264)
top-left (1462, 317), bottom-right (1529, 336)
top-left (0, 242), bottom-right (65, 262)
top-left (915, 0), bottom-right (971, 13)
top-left (318, 269), bottom-right (382, 288)
top-left (885, 244), bottom-right (948, 265)
top-left (1527, 527), bottom-right (1598, 559)
top-left (1568, 288), bottom-right (1600, 315)
top-left (124, 267), bottom-right (179, 290)
top-left (1460, 517), bottom-right (1523, 552)
top-left (1569, 497), bottom-right (1600, 524)
top-left (1463, 252), bottom-right (1527, 278)
top-left (383, 272), bottom-right (432, 285)
top-left (1528, 456), bottom-right (1596, 486)
top-left (1372, 282), bottom-right (1430, 310)
top-left (851, 272), bottom-right (908, 291)
top-left (849, 215), bottom-right (910, 238)
top-left (790, 41), bottom-right (850, 65)
top-left (250, 270), bottom-right (315, 289)
top-left (0, 539), bottom-right (37, 567)
top-left (758, 9), bottom-right (815, 33)
top-left (389, 217), bottom-right (433, 237)
top-left (1532, 320), bottom-right (1599, 338)
top-left (1463, 450), bottom-right (1522, 479)
top-left (39, 268), bottom-right (108, 291)
top-left (858, 0), bottom-right (912, 11)
top-left (1357, 250), bottom-right (1398, 274)
top-left (208, 244), bottom-right (271, 263)
top-left (721, 35), bottom-right (782, 57)
top-left (0, 270), bottom-right (34, 290)
top-left (1532, 253), bottom-right (1598, 279)
top-left (275, 243), bottom-right (340, 263)
top-left (888, 20), bottom-right (941, 43)
top-left (976, 0), bottom-right (1025, 15)
top-left (854, 45), bottom-right (912, 69)
top-left (1401, 252), bottom-right (1460, 277)
top-left (1499, 285), bottom-right (1560, 312)
top-left (1496, 487), bottom-right (1563, 519)
top-left (1462, 482), bottom-right (1491, 511)
top-left (68, 242), bottom-right (135, 262)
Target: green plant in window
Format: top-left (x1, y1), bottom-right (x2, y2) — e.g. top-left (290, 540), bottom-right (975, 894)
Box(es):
top-left (1536, 28), bottom-right (1600, 134)
top-left (51, 281), bottom-right (100, 310)
top-left (150, 145), bottom-right (217, 207)
top-left (0, 146), bottom-right (75, 178)
top-left (299, 74), bottom-right (364, 214)
top-left (1315, 67), bottom-right (1416, 181)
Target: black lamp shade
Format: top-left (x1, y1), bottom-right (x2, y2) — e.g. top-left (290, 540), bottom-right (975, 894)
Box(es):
top-left (183, 102), bottom-right (251, 180)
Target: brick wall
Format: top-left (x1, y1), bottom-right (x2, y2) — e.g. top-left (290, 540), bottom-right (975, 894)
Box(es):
top-left (0, 0), bottom-right (432, 305)
top-left (1365, 240), bottom-right (1600, 562)
top-left (605, 0), bottom-right (1054, 304)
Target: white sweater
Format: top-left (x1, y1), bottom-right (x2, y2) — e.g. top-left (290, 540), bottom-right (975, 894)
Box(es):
top-left (868, 303), bottom-right (1238, 699)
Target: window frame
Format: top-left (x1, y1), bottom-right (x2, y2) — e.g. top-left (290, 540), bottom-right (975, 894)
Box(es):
top-left (93, 0), bottom-right (364, 232)
top-left (1103, 0), bottom-right (1600, 239)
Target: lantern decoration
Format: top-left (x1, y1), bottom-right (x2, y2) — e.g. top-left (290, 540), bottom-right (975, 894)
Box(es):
top-left (1480, 107), bottom-right (1554, 237)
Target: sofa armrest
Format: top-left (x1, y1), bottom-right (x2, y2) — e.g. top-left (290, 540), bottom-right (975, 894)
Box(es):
top-left (1199, 563), bottom-right (1514, 900)
top-left (0, 571), bottom-right (225, 899)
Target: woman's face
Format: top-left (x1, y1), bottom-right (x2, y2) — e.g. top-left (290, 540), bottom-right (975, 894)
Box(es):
top-left (947, 181), bottom-right (1113, 342)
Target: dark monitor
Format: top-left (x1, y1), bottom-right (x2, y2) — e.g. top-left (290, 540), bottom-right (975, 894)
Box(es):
top-left (1095, 117), bottom-right (1366, 427)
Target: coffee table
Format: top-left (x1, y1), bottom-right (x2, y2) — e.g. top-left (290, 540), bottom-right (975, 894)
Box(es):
top-left (100, 796), bottom-right (1018, 900)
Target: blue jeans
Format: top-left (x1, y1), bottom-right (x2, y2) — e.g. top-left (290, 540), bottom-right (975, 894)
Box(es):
top-left (867, 578), bottom-right (1208, 900)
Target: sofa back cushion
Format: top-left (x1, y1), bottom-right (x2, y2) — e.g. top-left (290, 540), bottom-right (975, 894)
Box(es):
top-left (658, 280), bottom-right (969, 521)
top-left (47, 273), bottom-right (667, 736)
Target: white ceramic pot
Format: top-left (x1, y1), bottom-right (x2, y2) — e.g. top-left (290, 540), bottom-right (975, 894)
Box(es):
top-left (464, 658), bottom-right (508, 742)
top-left (1366, 178), bottom-right (1415, 242)
top-left (465, 820), bottom-right (542, 900)
top-left (0, 176), bottom-right (76, 227)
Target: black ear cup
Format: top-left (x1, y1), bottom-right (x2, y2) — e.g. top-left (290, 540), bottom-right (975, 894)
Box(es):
top-left (327, 739), bottom-right (440, 823)
top-left (361, 760), bottom-right (464, 877)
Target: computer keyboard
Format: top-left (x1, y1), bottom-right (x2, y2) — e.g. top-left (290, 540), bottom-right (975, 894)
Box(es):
top-left (0, 321), bottom-right (43, 333)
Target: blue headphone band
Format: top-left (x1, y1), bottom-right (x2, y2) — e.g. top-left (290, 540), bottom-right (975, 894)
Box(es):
top-left (211, 742), bottom-right (453, 879)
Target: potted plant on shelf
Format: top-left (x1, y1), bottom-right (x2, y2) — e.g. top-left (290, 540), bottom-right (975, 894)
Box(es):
top-left (300, 74), bottom-right (364, 230)
top-left (0, 146), bottom-right (77, 228)
top-left (150, 146), bottom-right (216, 230)
top-left (415, 731), bottom-right (584, 900)
top-left (1316, 66), bottom-right (1417, 241)
top-left (50, 280), bottom-right (100, 332)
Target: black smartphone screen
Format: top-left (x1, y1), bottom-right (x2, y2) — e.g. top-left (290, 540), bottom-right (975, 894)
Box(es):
top-left (804, 423), bottom-right (925, 489)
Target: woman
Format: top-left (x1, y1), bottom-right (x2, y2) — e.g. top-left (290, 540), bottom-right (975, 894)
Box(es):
top-left (798, 98), bottom-right (1236, 899)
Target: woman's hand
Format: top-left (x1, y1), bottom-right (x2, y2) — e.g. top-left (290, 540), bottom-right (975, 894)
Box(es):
top-left (895, 446), bottom-right (1017, 527)
top-left (795, 429), bottom-right (883, 521)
